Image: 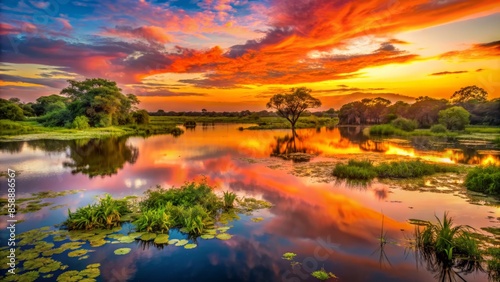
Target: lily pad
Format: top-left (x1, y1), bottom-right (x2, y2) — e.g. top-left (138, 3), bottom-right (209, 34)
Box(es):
top-left (60, 242), bottom-right (85, 251)
top-left (80, 267), bottom-right (100, 278)
top-left (114, 248), bottom-right (131, 255)
top-left (139, 233), bottom-right (156, 241)
top-left (251, 217), bottom-right (264, 223)
top-left (79, 279), bottom-right (97, 282)
top-left (154, 234), bottom-right (170, 244)
top-left (117, 236), bottom-right (136, 244)
top-left (17, 249), bottom-right (40, 261)
top-left (68, 249), bottom-right (88, 257)
top-left (175, 239), bottom-right (189, 246)
top-left (89, 239), bottom-right (107, 247)
top-left (217, 227), bottom-right (231, 232)
top-left (200, 234), bottom-right (215, 240)
top-left (204, 229), bottom-right (217, 235)
top-left (87, 263), bottom-right (100, 268)
top-left (168, 239), bottom-right (179, 245)
top-left (282, 252), bottom-right (297, 261)
top-left (78, 255), bottom-right (89, 260)
top-left (128, 232), bottom-right (145, 238)
top-left (184, 243), bottom-right (197, 249)
top-left (57, 270), bottom-right (83, 282)
top-left (6, 271), bottom-right (39, 282)
top-left (34, 242), bottom-right (54, 252)
top-left (39, 260), bottom-right (62, 273)
top-left (216, 233), bottom-right (232, 240)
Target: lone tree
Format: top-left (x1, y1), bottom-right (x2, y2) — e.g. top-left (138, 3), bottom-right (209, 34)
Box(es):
top-left (450, 85), bottom-right (488, 104)
top-left (266, 87), bottom-right (321, 130)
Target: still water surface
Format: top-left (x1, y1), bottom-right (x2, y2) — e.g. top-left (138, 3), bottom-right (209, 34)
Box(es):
top-left (1, 124), bottom-right (499, 281)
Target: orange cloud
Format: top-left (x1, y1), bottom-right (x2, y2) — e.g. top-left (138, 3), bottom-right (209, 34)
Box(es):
top-left (440, 40), bottom-right (500, 60)
top-left (103, 25), bottom-right (172, 44)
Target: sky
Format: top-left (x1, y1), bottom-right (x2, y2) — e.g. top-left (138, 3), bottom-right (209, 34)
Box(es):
top-left (0, 0), bottom-right (499, 111)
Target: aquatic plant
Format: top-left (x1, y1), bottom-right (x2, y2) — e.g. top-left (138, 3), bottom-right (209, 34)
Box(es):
top-left (412, 212), bottom-right (482, 276)
top-left (114, 248), bottom-right (131, 255)
top-left (133, 208), bottom-right (172, 233)
top-left (223, 191), bottom-right (237, 209)
top-left (464, 165), bottom-right (500, 196)
top-left (64, 194), bottom-right (130, 230)
top-left (184, 243), bottom-right (197, 249)
top-left (216, 233), bottom-right (232, 240)
top-left (180, 205), bottom-right (209, 234)
top-left (154, 234), bottom-right (170, 244)
top-left (282, 252), bottom-right (297, 261)
top-left (311, 268), bottom-right (337, 280)
top-left (332, 159), bottom-right (377, 180)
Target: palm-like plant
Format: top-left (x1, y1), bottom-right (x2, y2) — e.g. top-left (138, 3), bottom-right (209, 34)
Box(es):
top-left (223, 191), bottom-right (237, 209)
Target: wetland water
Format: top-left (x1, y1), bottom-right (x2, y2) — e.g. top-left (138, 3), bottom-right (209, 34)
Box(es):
top-left (1, 124), bottom-right (499, 281)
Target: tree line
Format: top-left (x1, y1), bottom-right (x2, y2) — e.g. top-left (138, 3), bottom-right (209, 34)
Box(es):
top-left (338, 85), bottom-right (499, 129)
top-left (0, 78), bottom-right (150, 129)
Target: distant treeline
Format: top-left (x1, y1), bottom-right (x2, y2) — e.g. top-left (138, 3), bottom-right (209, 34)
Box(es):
top-left (149, 108), bottom-right (337, 118)
top-left (338, 86), bottom-right (500, 127)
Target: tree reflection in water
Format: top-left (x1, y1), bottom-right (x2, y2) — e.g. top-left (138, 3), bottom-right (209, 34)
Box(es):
top-left (270, 130), bottom-right (321, 160)
top-left (62, 137), bottom-right (138, 178)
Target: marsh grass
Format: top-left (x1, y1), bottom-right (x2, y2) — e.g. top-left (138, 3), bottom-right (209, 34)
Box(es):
top-left (223, 191), bottom-right (237, 209)
top-left (332, 160), bottom-right (377, 180)
top-left (411, 212), bottom-right (482, 280)
top-left (332, 160), bottom-right (458, 180)
top-left (64, 194), bottom-right (130, 230)
top-left (465, 165), bottom-right (500, 196)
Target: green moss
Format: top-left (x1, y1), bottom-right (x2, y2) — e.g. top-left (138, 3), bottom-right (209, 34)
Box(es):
top-left (282, 252), bottom-right (297, 261)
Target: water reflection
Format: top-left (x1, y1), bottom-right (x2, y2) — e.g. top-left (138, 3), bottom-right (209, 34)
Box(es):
top-left (62, 137), bottom-right (139, 178)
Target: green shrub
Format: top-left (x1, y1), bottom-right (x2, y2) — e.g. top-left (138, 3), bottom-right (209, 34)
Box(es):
top-left (64, 194), bottom-right (130, 230)
top-left (39, 109), bottom-right (73, 127)
top-left (391, 117), bottom-right (417, 132)
top-left (133, 208), bottom-right (171, 233)
top-left (464, 165), bottom-right (500, 195)
top-left (132, 110), bottom-right (150, 125)
top-left (438, 106), bottom-right (470, 131)
top-left (332, 160), bottom-right (377, 180)
top-left (72, 115), bottom-right (89, 130)
top-left (369, 124), bottom-right (399, 136)
top-left (430, 124), bottom-right (447, 133)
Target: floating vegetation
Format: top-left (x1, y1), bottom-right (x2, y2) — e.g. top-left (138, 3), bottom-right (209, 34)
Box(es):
top-left (57, 270), bottom-right (82, 282)
top-left (251, 217), bottom-right (264, 222)
top-left (282, 252), bottom-right (297, 261)
top-left (4, 271), bottom-right (40, 282)
top-left (217, 226), bottom-right (231, 232)
top-left (184, 243), bottom-right (197, 249)
top-left (80, 265), bottom-right (100, 278)
top-left (117, 236), bottom-right (136, 244)
top-left (0, 189), bottom-right (81, 216)
top-left (200, 234), bottom-right (215, 240)
top-left (168, 239), bottom-right (179, 245)
top-left (154, 234), bottom-right (170, 244)
top-left (236, 197), bottom-right (273, 212)
top-left (216, 233), bottom-right (232, 240)
top-left (204, 229), bottom-right (217, 235)
top-left (89, 239), bottom-right (107, 247)
top-left (175, 239), bottom-right (189, 246)
top-left (139, 232), bottom-right (157, 241)
top-left (114, 248), bottom-right (132, 255)
top-left (128, 232), bottom-right (145, 238)
top-left (68, 249), bottom-right (88, 257)
top-left (311, 268), bottom-right (337, 280)
top-left (39, 260), bottom-right (62, 273)
top-left (60, 241), bottom-right (85, 251)
top-left (78, 255), bottom-right (89, 260)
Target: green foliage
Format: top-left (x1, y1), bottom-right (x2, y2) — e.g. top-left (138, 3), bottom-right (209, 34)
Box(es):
top-left (486, 247), bottom-right (500, 281)
top-left (282, 252), bottom-right (297, 261)
top-left (179, 205), bottom-right (209, 234)
top-left (33, 94), bottom-right (69, 116)
top-left (332, 160), bottom-right (377, 180)
top-left (430, 124), bottom-right (447, 133)
top-left (266, 87), bottom-right (321, 129)
top-left (39, 108), bottom-right (73, 127)
top-left (464, 165), bottom-right (500, 195)
top-left (414, 212), bottom-right (482, 265)
top-left (438, 106), bottom-right (470, 131)
top-left (311, 268), bottom-right (337, 280)
top-left (132, 110), bottom-right (150, 125)
top-left (223, 191), bottom-right (237, 209)
top-left (72, 116), bottom-right (90, 130)
top-left (0, 98), bottom-right (25, 120)
top-left (64, 194), bottom-right (130, 230)
top-left (333, 160), bottom-right (458, 180)
top-left (369, 124), bottom-right (401, 136)
top-left (133, 208), bottom-right (171, 233)
top-left (0, 120), bottom-right (43, 135)
top-left (391, 117), bottom-right (417, 132)
top-left (375, 160), bottom-right (458, 178)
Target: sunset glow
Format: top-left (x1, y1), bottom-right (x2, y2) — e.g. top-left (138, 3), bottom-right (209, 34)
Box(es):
top-left (1, 1), bottom-right (499, 111)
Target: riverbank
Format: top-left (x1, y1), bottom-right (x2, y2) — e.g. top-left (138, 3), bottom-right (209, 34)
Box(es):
top-left (0, 119), bottom-right (181, 141)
